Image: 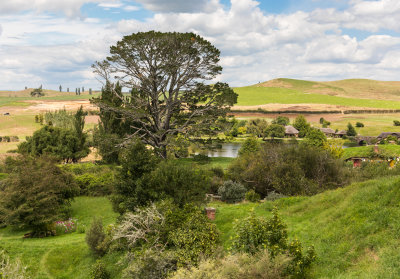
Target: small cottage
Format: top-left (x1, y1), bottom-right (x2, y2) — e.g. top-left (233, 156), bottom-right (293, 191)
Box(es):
top-left (317, 127), bottom-right (336, 137)
top-left (284, 125), bottom-right (299, 137)
top-left (335, 130), bottom-right (347, 138)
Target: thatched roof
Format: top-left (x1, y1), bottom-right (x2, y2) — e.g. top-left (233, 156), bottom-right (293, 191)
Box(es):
top-left (377, 132), bottom-right (400, 139)
top-left (285, 125), bottom-right (299, 134)
top-left (336, 130), bottom-right (347, 135)
top-left (317, 127), bottom-right (336, 134)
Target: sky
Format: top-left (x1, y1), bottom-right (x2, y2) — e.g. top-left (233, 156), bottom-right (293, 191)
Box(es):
top-left (1, 0), bottom-right (400, 90)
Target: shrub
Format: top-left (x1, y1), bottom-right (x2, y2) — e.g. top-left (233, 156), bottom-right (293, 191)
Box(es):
top-left (302, 128), bottom-right (327, 147)
top-left (74, 172), bottom-right (114, 196)
top-left (171, 251), bottom-right (289, 279)
top-left (123, 249), bottom-right (177, 279)
top-left (355, 122), bottom-right (364, 128)
top-left (231, 208), bottom-right (316, 278)
top-left (394, 120), bottom-right (400, 126)
top-left (193, 154), bottom-right (211, 164)
top-left (272, 116), bottom-right (289, 126)
top-left (228, 143), bottom-right (350, 197)
top-left (218, 180), bottom-right (246, 203)
top-left (135, 160), bottom-right (211, 208)
top-left (245, 190), bottom-right (260, 202)
top-left (86, 217), bottom-right (108, 256)
top-left (238, 137), bottom-right (260, 156)
top-left (55, 219), bottom-right (77, 235)
top-left (90, 260), bottom-right (110, 279)
top-left (169, 207), bottom-right (219, 267)
top-left (0, 156), bottom-right (78, 233)
top-left (346, 123), bottom-right (357, 136)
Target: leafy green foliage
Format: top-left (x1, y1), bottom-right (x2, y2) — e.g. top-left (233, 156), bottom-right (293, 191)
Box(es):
top-left (246, 118), bottom-right (268, 139)
top-left (93, 31), bottom-right (237, 158)
top-left (265, 124), bottom-right (285, 139)
top-left (44, 108), bottom-right (74, 129)
top-left (86, 217), bottom-right (108, 257)
top-left (245, 190), bottom-right (260, 203)
top-left (394, 120), bottom-right (400, 126)
top-left (355, 122), bottom-right (364, 128)
top-left (293, 115), bottom-right (311, 138)
top-left (346, 123), bottom-right (357, 136)
top-left (231, 208), bottom-right (315, 278)
top-left (90, 260), bottom-right (110, 279)
top-left (30, 86), bottom-right (44, 97)
top-left (272, 116), bottom-right (289, 126)
top-left (238, 137), bottom-right (260, 156)
top-left (302, 128), bottom-right (327, 147)
top-left (229, 143), bottom-right (350, 196)
top-left (0, 156), bottom-right (78, 232)
top-left (111, 139), bottom-right (160, 213)
top-left (169, 207), bottom-right (219, 267)
top-left (218, 180), bottom-right (247, 203)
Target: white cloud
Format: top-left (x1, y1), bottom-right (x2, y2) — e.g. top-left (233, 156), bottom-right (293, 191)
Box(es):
top-left (2, 0), bottom-right (400, 90)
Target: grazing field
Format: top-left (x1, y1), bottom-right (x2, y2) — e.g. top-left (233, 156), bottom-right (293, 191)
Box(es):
top-left (343, 145), bottom-right (400, 159)
top-left (212, 175), bottom-right (400, 278)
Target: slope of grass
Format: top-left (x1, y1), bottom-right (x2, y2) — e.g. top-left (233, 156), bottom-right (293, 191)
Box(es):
top-left (234, 86), bottom-right (400, 109)
top-left (212, 175), bottom-right (400, 278)
top-left (343, 145), bottom-right (400, 159)
top-left (0, 196), bottom-right (119, 279)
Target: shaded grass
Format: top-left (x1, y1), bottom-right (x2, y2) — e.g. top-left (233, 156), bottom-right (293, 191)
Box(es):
top-left (0, 196), bottom-right (119, 279)
top-left (212, 176), bottom-right (400, 278)
top-left (177, 157), bottom-right (235, 170)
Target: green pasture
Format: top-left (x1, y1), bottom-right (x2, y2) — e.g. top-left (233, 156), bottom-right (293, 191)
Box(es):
top-left (177, 157), bottom-right (234, 170)
top-left (212, 175), bottom-right (400, 278)
top-left (343, 145), bottom-right (400, 159)
top-left (234, 86), bottom-right (400, 109)
top-left (0, 197), bottom-right (120, 279)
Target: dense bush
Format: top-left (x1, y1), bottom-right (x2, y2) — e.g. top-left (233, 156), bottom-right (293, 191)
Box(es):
top-left (0, 156), bottom-right (78, 233)
top-left (346, 123), bottom-right (357, 136)
top-left (112, 140), bottom-right (160, 213)
top-left (90, 260), bottom-right (110, 279)
top-left (74, 172), bottom-right (114, 196)
top-left (302, 128), bottom-right (327, 147)
top-left (218, 180), bottom-right (247, 203)
top-left (272, 116), bottom-right (289, 126)
top-left (394, 120), bottom-right (400, 126)
top-left (245, 190), bottom-right (260, 202)
top-left (229, 143), bottom-right (350, 197)
top-left (123, 249), bottom-right (177, 279)
top-left (119, 160), bottom-right (211, 210)
top-left (293, 115), bottom-right (311, 138)
top-left (355, 122), bottom-right (364, 128)
top-left (86, 217), bottom-right (108, 257)
top-left (231, 208), bottom-right (316, 278)
top-left (169, 207), bottom-right (219, 267)
top-left (238, 137), bottom-right (261, 156)
top-left (171, 251), bottom-right (289, 279)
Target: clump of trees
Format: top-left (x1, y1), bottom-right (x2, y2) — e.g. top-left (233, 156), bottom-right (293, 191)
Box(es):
top-left (18, 106), bottom-right (89, 163)
top-left (229, 143), bottom-right (350, 196)
top-left (0, 156), bottom-right (78, 235)
top-left (30, 85), bottom-right (44, 97)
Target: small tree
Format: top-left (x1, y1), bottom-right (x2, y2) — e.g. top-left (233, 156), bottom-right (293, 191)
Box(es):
top-left (272, 116), bottom-right (289, 126)
top-left (347, 123), bottom-right (357, 136)
top-left (303, 128), bottom-right (327, 147)
top-left (394, 120), bottom-right (400, 126)
top-left (86, 217), bottom-right (107, 256)
top-left (293, 115), bottom-right (311, 138)
top-left (59, 85), bottom-right (62, 92)
top-left (67, 87), bottom-right (69, 92)
top-left (265, 124), bottom-right (285, 139)
top-left (238, 137), bottom-right (260, 156)
top-left (30, 86), bottom-right (44, 97)
top-left (0, 156), bottom-right (78, 233)
top-left (355, 122), bottom-right (364, 128)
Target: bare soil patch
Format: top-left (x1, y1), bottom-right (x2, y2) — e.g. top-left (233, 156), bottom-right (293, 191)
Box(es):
top-left (233, 103), bottom-right (374, 112)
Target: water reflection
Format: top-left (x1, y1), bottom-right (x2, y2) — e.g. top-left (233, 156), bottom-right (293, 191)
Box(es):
top-left (204, 143), bottom-right (242, 158)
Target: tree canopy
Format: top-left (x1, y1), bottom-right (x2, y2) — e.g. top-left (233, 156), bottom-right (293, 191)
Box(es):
top-left (92, 31), bottom-right (237, 158)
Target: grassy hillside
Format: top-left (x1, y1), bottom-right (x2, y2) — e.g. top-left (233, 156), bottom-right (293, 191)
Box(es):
top-left (234, 78), bottom-right (400, 109)
top-left (343, 145), bottom-right (400, 159)
top-left (0, 197), bottom-right (120, 279)
top-left (212, 175), bottom-right (400, 278)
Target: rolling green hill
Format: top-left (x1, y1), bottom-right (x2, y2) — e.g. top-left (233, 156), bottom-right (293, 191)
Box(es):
top-left (234, 78), bottom-right (400, 110)
top-left (212, 175), bottom-right (400, 278)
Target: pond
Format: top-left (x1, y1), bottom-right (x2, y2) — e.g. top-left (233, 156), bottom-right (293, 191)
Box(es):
top-left (204, 143), bottom-right (242, 158)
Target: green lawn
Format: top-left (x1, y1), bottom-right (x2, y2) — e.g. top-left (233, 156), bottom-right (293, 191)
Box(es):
top-left (0, 196), bottom-right (120, 279)
top-left (177, 157), bottom-right (235, 169)
top-left (234, 86), bottom-right (400, 109)
top-left (212, 175), bottom-right (400, 278)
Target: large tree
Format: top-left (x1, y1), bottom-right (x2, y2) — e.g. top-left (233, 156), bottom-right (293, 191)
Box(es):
top-left (92, 31), bottom-right (237, 158)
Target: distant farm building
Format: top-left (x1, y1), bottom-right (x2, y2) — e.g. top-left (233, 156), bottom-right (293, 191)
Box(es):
top-left (335, 130), bottom-right (347, 138)
top-left (317, 127), bottom-right (336, 137)
top-left (284, 125), bottom-right (299, 137)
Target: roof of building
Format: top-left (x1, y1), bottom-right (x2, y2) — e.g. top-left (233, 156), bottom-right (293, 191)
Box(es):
top-left (317, 127), bottom-right (336, 134)
top-left (284, 125), bottom-right (299, 134)
top-left (336, 130), bottom-right (347, 135)
top-left (377, 132), bottom-right (400, 139)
